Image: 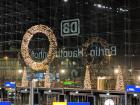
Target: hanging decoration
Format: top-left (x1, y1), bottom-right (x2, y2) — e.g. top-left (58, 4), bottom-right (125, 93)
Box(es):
top-left (116, 66), bottom-right (125, 91)
top-left (21, 24), bottom-right (57, 71)
top-left (84, 65), bottom-right (92, 89)
top-left (83, 37), bottom-right (108, 64)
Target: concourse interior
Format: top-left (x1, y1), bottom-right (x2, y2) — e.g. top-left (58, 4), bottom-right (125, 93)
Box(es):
top-left (0, 0), bottom-right (140, 105)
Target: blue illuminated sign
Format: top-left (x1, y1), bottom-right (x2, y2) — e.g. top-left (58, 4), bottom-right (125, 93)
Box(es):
top-left (126, 85), bottom-right (140, 92)
top-left (0, 101), bottom-right (11, 105)
top-left (4, 82), bottom-right (16, 88)
top-left (68, 102), bottom-right (90, 105)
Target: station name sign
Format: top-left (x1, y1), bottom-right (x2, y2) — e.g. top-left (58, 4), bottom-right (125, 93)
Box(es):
top-left (31, 46), bottom-right (117, 59)
top-left (126, 85), bottom-right (140, 93)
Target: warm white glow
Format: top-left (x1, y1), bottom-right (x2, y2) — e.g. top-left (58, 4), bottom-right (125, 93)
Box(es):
top-left (138, 76), bottom-right (140, 81)
top-left (21, 24), bottom-right (57, 71)
top-left (114, 68), bottom-right (119, 74)
top-left (33, 79), bottom-right (38, 82)
top-left (61, 69), bottom-right (65, 74)
top-left (129, 69), bottom-right (132, 72)
top-left (48, 90), bottom-right (51, 93)
top-left (66, 58), bottom-right (69, 61)
top-left (98, 76), bottom-right (106, 80)
top-left (72, 61), bottom-right (76, 65)
top-left (18, 69), bottom-right (23, 74)
top-left (4, 56), bottom-right (8, 60)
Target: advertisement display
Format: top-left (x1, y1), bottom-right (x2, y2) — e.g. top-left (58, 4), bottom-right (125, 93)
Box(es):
top-left (53, 102), bottom-right (90, 105)
top-left (0, 102), bottom-right (11, 105)
top-left (68, 102), bottom-right (90, 105)
top-left (126, 85), bottom-right (140, 92)
top-left (53, 102), bottom-right (67, 105)
top-left (4, 82), bottom-right (16, 88)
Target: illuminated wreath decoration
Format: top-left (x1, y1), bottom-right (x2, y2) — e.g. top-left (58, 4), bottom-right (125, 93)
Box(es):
top-left (82, 37), bottom-right (108, 65)
top-left (21, 24), bottom-right (57, 71)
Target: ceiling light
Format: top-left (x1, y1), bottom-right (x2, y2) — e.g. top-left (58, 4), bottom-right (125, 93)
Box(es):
top-left (72, 61), bottom-right (76, 65)
top-left (114, 68), bottom-right (119, 74)
top-left (61, 61), bottom-right (64, 65)
top-left (97, 4), bottom-right (102, 8)
top-left (63, 0), bottom-right (68, 2)
top-left (75, 91), bottom-right (79, 94)
top-left (138, 76), bottom-right (140, 81)
top-left (18, 69), bottom-right (23, 74)
top-left (48, 90), bottom-right (51, 93)
top-left (128, 69), bottom-right (132, 72)
top-left (106, 92), bottom-right (110, 96)
top-left (109, 7), bottom-right (112, 10)
top-left (102, 6), bottom-right (106, 9)
top-left (133, 93), bottom-right (137, 97)
top-left (61, 69), bottom-right (65, 74)
top-left (4, 56), bottom-right (8, 60)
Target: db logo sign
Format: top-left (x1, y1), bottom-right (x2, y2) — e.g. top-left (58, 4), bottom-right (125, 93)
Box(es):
top-left (61, 19), bottom-right (80, 37)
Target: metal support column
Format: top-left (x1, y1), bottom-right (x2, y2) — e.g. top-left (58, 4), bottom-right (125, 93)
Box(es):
top-left (30, 80), bottom-right (34, 105)
top-left (125, 91), bottom-right (127, 105)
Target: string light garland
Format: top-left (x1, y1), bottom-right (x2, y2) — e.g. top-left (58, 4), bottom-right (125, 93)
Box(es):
top-left (21, 24), bottom-right (57, 71)
top-left (82, 37), bottom-right (108, 64)
top-left (84, 65), bottom-right (92, 89)
top-left (116, 66), bottom-right (125, 91)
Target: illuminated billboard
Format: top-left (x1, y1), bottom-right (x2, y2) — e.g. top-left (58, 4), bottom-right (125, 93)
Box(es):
top-left (53, 102), bottom-right (90, 105)
top-left (0, 101), bottom-right (11, 105)
top-left (53, 102), bottom-right (67, 105)
top-left (68, 102), bottom-right (90, 105)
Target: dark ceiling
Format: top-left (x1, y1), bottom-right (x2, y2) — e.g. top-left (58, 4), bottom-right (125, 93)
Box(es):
top-left (0, 0), bottom-right (140, 69)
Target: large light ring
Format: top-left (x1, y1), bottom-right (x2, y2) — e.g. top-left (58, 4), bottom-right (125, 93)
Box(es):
top-left (21, 24), bottom-right (57, 71)
top-left (82, 37), bottom-right (108, 64)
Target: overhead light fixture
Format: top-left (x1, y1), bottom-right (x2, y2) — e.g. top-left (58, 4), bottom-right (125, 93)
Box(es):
top-left (138, 76), bottom-right (140, 81)
top-left (18, 69), bottom-right (23, 74)
top-left (48, 90), bottom-right (51, 93)
top-left (114, 68), bottom-right (119, 74)
top-left (61, 69), bottom-right (65, 74)
top-left (128, 69), bottom-right (132, 72)
top-left (97, 4), bottom-right (102, 8)
top-left (133, 93), bottom-right (137, 97)
top-left (63, 0), bottom-right (68, 2)
top-left (98, 76), bottom-right (106, 80)
top-left (75, 91), bottom-right (79, 94)
top-left (4, 56), bottom-right (8, 60)
top-left (66, 58), bottom-right (69, 62)
top-left (61, 61), bottom-right (64, 65)
top-left (106, 92), bottom-right (110, 96)
top-left (72, 61), bottom-right (76, 65)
